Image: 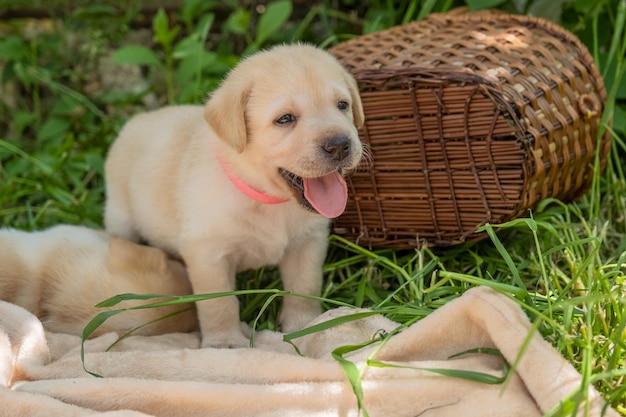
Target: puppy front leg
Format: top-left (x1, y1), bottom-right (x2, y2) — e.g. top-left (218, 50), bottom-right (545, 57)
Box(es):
top-left (278, 233), bottom-right (328, 332)
top-left (183, 249), bottom-right (249, 348)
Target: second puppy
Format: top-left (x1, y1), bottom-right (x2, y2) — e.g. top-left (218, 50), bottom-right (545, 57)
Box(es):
top-left (0, 225), bottom-right (197, 337)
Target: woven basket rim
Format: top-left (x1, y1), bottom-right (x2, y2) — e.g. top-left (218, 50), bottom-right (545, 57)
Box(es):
top-left (332, 8), bottom-right (608, 104)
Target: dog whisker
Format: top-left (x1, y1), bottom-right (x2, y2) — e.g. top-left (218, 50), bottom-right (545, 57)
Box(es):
top-left (351, 143), bottom-right (374, 174)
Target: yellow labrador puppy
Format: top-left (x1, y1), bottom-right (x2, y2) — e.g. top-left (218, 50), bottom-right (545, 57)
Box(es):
top-left (104, 44), bottom-right (364, 347)
top-left (0, 225), bottom-right (197, 337)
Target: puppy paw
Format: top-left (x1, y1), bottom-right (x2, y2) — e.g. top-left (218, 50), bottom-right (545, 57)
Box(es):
top-left (279, 306), bottom-right (323, 333)
top-left (279, 296), bottom-right (323, 333)
top-left (200, 330), bottom-right (250, 349)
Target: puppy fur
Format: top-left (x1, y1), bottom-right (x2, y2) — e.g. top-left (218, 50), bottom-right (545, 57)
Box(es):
top-left (104, 44), bottom-right (364, 347)
top-left (0, 225), bottom-right (197, 337)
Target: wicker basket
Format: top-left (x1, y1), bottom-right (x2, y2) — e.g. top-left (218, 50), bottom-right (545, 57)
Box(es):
top-left (329, 8), bottom-right (610, 248)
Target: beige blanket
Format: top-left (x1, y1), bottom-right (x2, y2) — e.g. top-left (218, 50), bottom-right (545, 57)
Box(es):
top-left (1, 287), bottom-right (617, 417)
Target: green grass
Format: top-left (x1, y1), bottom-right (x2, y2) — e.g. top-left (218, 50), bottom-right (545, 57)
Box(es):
top-left (1, 0), bottom-right (626, 415)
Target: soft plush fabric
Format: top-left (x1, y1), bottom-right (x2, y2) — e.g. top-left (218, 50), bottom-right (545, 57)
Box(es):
top-left (1, 287), bottom-right (617, 417)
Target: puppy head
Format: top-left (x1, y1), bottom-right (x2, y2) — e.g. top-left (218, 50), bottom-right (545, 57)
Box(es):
top-left (205, 44), bottom-right (364, 153)
top-left (204, 43), bottom-right (365, 218)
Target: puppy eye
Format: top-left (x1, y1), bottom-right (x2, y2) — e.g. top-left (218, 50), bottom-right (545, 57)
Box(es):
top-left (275, 114), bottom-right (296, 125)
top-left (337, 101), bottom-right (349, 111)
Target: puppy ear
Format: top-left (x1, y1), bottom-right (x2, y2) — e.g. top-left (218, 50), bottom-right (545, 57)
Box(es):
top-left (344, 71), bottom-right (365, 129)
top-left (204, 80), bottom-right (250, 153)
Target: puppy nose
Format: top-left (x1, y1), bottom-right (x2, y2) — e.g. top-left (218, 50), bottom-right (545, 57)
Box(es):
top-left (323, 136), bottom-right (351, 161)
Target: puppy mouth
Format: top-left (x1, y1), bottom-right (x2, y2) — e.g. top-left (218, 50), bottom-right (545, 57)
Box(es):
top-left (279, 168), bottom-right (348, 219)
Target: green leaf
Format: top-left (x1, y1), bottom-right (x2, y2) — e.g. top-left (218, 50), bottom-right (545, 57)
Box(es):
top-left (81, 309), bottom-right (124, 377)
top-left (574, 0), bottom-right (592, 12)
top-left (36, 117), bottom-right (71, 144)
top-left (416, 0), bottom-right (437, 21)
top-left (0, 140), bottom-right (53, 175)
top-left (104, 307), bottom-right (196, 352)
top-left (0, 36), bottom-right (26, 61)
top-left (111, 45), bottom-right (161, 66)
top-left (83, 152), bottom-right (105, 175)
top-left (613, 104), bottom-right (626, 134)
top-left (13, 111), bottom-right (37, 137)
top-left (175, 52), bottom-right (217, 84)
top-left (241, 43), bottom-right (260, 58)
top-left (509, 0), bottom-right (529, 13)
top-left (173, 35), bottom-right (206, 59)
top-left (44, 185), bottom-right (76, 207)
top-left (71, 5), bottom-right (117, 19)
top-left (94, 293), bottom-right (183, 308)
top-left (482, 223), bottom-right (527, 296)
top-left (181, 0), bottom-right (217, 27)
top-left (82, 309), bottom-right (125, 340)
top-left (465, 0), bottom-right (508, 10)
top-left (152, 8), bottom-right (179, 46)
top-left (367, 359), bottom-right (507, 384)
top-left (1, 60), bottom-right (17, 83)
top-left (600, 52), bottom-right (626, 100)
top-left (363, 10), bottom-right (392, 35)
top-left (173, 15), bottom-right (214, 60)
top-left (198, 13), bottom-right (216, 40)
top-left (283, 310), bottom-right (387, 343)
top-left (437, 271), bottom-right (529, 299)
top-left (225, 8), bottom-right (250, 35)
top-left (527, 0), bottom-right (566, 22)
top-left (332, 342), bottom-right (377, 417)
top-left (256, 0), bottom-right (292, 46)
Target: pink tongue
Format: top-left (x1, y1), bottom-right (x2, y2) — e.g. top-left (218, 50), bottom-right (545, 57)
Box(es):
top-left (303, 171), bottom-right (348, 218)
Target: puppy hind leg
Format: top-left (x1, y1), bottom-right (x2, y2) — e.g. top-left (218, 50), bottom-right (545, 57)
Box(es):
top-left (103, 202), bottom-right (141, 242)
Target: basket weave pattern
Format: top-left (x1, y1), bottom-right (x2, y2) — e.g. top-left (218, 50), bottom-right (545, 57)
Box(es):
top-left (330, 9), bottom-right (609, 248)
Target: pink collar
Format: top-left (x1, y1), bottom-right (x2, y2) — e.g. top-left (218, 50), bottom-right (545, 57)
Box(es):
top-left (218, 158), bottom-right (289, 205)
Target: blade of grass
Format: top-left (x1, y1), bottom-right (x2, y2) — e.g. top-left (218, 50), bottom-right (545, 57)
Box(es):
top-left (0, 140), bottom-right (53, 175)
top-left (367, 359), bottom-right (508, 384)
top-left (331, 339), bottom-right (382, 417)
top-left (81, 309), bottom-right (124, 377)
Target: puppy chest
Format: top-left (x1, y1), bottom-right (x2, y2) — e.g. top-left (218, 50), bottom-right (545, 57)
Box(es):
top-left (233, 238), bottom-right (287, 271)
top-left (229, 214), bottom-right (325, 271)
